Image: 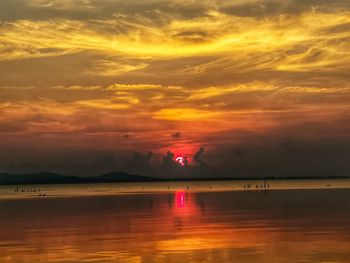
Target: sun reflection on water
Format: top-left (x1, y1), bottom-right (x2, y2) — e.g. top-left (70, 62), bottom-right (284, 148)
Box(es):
top-left (1, 189), bottom-right (350, 262)
top-left (175, 191), bottom-right (185, 208)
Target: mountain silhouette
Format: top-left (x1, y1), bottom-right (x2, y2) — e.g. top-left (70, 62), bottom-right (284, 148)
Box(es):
top-left (0, 172), bottom-right (161, 185)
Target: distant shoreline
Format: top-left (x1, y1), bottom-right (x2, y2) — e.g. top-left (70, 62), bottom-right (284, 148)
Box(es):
top-left (1, 178), bottom-right (350, 200)
top-left (0, 171), bottom-right (349, 186)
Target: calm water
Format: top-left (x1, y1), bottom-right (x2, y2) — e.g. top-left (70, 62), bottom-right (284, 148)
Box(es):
top-left (1, 184), bottom-right (350, 262)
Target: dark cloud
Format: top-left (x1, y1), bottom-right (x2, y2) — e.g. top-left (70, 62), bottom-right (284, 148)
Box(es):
top-left (322, 23), bottom-right (350, 34)
top-left (0, 120), bottom-right (26, 132)
top-left (0, 0), bottom-right (209, 22)
top-left (172, 31), bottom-right (213, 43)
top-left (0, 137), bottom-right (349, 179)
top-left (1, 0), bottom-right (349, 23)
top-left (193, 147), bottom-right (204, 164)
top-left (220, 0), bottom-right (350, 17)
top-left (231, 147), bottom-right (247, 159)
top-left (161, 151), bottom-right (176, 168)
top-left (127, 151), bottom-right (153, 173)
top-left (101, 152), bottom-right (115, 165)
top-left (194, 148), bottom-right (204, 159)
top-left (171, 132), bottom-right (181, 139)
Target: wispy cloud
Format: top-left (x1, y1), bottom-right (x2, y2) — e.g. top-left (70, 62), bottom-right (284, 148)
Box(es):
top-left (0, 0), bottom-right (349, 174)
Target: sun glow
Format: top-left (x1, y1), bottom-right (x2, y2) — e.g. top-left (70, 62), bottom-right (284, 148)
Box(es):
top-left (175, 156), bottom-right (185, 166)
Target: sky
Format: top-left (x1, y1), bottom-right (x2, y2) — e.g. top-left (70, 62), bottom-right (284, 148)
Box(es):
top-left (0, 0), bottom-right (349, 177)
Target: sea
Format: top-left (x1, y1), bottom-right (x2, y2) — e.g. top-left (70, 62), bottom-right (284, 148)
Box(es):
top-left (1, 179), bottom-right (350, 262)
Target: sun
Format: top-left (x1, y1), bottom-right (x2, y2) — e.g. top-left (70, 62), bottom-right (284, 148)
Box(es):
top-left (175, 156), bottom-right (185, 166)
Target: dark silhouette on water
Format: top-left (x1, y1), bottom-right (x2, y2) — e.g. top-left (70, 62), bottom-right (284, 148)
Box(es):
top-left (1, 172), bottom-right (160, 185)
top-left (1, 172), bottom-right (349, 186)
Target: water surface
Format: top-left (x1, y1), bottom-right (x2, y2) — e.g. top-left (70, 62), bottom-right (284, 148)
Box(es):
top-left (1, 182), bottom-right (350, 262)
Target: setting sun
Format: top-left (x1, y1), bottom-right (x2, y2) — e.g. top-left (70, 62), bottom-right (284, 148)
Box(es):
top-left (175, 156), bottom-right (186, 166)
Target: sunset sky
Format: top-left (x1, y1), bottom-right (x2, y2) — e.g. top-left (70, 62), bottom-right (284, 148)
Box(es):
top-left (0, 0), bottom-right (349, 177)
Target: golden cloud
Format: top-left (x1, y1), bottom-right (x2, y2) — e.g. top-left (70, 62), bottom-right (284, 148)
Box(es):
top-left (153, 108), bottom-right (221, 121)
top-left (0, 1), bottom-right (349, 150)
top-left (1, 10), bottom-right (349, 64)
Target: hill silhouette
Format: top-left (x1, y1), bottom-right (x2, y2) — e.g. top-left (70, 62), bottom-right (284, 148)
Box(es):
top-left (1, 172), bottom-right (348, 185)
top-left (0, 172), bottom-right (161, 185)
